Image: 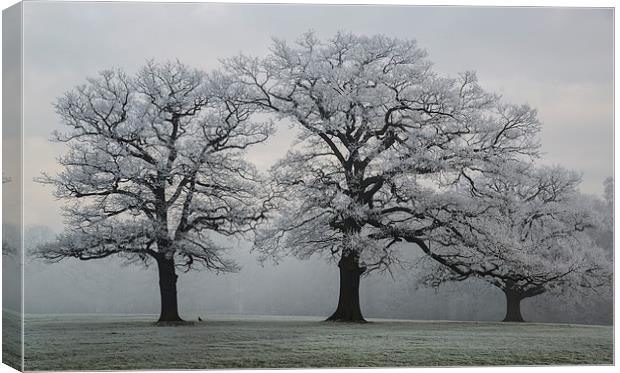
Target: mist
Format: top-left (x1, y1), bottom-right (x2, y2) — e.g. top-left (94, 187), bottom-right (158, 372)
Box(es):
top-left (22, 223), bottom-right (611, 325)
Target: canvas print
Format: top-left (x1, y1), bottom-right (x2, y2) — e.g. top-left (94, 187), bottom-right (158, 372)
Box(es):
top-left (1, 1), bottom-right (614, 371)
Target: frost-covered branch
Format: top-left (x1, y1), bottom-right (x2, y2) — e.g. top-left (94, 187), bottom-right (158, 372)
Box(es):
top-left (36, 61), bottom-right (273, 273)
top-left (226, 32), bottom-right (541, 273)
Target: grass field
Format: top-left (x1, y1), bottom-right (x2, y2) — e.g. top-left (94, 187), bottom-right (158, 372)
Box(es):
top-left (2, 310), bottom-right (22, 370)
top-left (22, 314), bottom-right (613, 370)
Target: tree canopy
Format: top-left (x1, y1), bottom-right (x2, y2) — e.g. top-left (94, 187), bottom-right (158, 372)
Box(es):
top-left (225, 32), bottom-right (540, 270)
top-left (416, 163), bottom-right (611, 294)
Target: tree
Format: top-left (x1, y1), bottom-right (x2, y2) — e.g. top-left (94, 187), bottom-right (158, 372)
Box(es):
top-left (36, 61), bottom-right (272, 322)
top-left (398, 163), bottom-right (612, 322)
top-left (224, 32), bottom-right (541, 322)
top-left (2, 174), bottom-right (16, 258)
top-left (581, 177), bottom-right (614, 256)
top-left (603, 176), bottom-right (613, 206)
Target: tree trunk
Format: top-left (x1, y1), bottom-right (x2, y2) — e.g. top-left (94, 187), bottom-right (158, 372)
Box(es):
top-left (503, 288), bottom-right (524, 322)
top-left (326, 252), bottom-right (367, 322)
top-left (156, 256), bottom-right (183, 323)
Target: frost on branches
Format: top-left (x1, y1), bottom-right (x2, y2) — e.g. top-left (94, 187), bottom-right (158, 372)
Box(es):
top-left (223, 32), bottom-right (541, 322)
top-left (404, 163), bottom-right (612, 322)
top-left (2, 174), bottom-right (17, 258)
top-left (36, 61), bottom-right (272, 322)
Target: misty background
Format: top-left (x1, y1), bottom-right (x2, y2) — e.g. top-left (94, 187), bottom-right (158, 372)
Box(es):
top-left (6, 3), bottom-right (613, 324)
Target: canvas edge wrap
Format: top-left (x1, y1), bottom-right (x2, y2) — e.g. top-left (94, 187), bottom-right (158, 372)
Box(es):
top-left (2, 1), bottom-right (24, 371)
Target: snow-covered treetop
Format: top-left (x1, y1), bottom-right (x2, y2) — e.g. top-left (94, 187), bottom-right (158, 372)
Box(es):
top-left (223, 32), bottom-right (541, 270)
top-left (409, 163), bottom-right (612, 296)
top-left (36, 61), bottom-right (273, 271)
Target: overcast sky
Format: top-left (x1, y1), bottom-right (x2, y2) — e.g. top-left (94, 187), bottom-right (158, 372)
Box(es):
top-left (18, 2), bottom-right (613, 230)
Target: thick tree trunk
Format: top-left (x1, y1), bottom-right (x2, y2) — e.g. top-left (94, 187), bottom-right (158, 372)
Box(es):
top-left (503, 288), bottom-right (524, 322)
top-left (156, 256), bottom-right (183, 323)
top-left (326, 252), bottom-right (367, 323)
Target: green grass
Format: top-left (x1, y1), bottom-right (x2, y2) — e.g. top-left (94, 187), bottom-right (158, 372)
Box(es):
top-left (23, 314), bottom-right (613, 370)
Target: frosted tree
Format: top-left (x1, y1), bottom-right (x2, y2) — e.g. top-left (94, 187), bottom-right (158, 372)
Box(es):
top-left (603, 176), bottom-right (613, 207)
top-left (36, 61), bottom-right (272, 322)
top-left (396, 163), bottom-right (612, 322)
top-left (2, 174), bottom-right (16, 257)
top-left (224, 32), bottom-right (541, 321)
top-left (584, 177), bottom-right (614, 255)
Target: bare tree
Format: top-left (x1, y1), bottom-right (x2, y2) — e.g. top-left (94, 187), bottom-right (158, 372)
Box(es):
top-left (581, 177), bottom-right (614, 256)
top-left (2, 174), bottom-right (16, 258)
top-left (603, 176), bottom-right (614, 208)
top-left (224, 32), bottom-right (541, 322)
top-left (392, 163), bottom-right (612, 322)
top-left (36, 61), bottom-right (272, 322)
